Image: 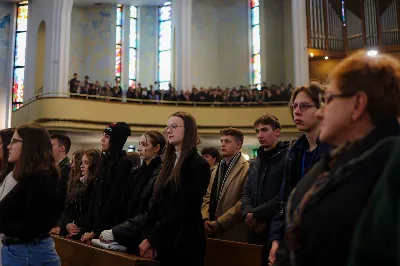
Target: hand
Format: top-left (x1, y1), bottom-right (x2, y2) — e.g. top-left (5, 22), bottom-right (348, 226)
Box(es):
top-left (66, 223), bottom-right (81, 236)
top-left (99, 234), bottom-right (113, 244)
top-left (204, 220), bottom-right (213, 235)
top-left (268, 240), bottom-right (280, 266)
top-left (80, 232), bottom-right (95, 243)
top-left (245, 213), bottom-right (257, 229)
top-left (209, 221), bottom-right (220, 232)
top-left (50, 227), bottom-right (60, 235)
top-left (254, 223), bottom-right (267, 235)
top-left (139, 239), bottom-right (157, 259)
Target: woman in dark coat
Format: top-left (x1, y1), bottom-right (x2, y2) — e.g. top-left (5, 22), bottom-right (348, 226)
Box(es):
top-left (99, 131), bottom-right (166, 252)
top-left (80, 122), bottom-right (133, 243)
top-left (278, 51), bottom-right (400, 266)
top-left (57, 149), bottom-right (101, 238)
top-left (136, 112), bottom-right (210, 266)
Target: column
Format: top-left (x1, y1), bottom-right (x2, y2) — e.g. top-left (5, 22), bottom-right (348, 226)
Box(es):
top-left (172, 0), bottom-right (192, 91)
top-left (24, 0), bottom-right (73, 101)
top-left (291, 0), bottom-right (309, 86)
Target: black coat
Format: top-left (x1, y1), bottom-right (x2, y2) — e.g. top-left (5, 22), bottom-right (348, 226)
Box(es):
top-left (282, 118), bottom-right (400, 266)
top-left (112, 156), bottom-right (162, 252)
top-left (0, 170), bottom-right (63, 241)
top-left (56, 156), bottom-right (71, 205)
top-left (56, 179), bottom-right (95, 237)
top-left (268, 135), bottom-right (330, 245)
top-left (85, 151), bottom-right (133, 236)
top-left (136, 149), bottom-right (210, 266)
top-left (242, 141), bottom-right (289, 245)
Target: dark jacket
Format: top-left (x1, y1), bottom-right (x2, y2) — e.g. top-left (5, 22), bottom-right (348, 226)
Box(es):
top-left (347, 136), bottom-right (400, 266)
top-left (0, 170), bottom-right (63, 241)
top-left (56, 156), bottom-right (71, 205)
top-left (268, 135), bottom-right (330, 245)
top-left (241, 141), bottom-right (289, 245)
top-left (57, 179), bottom-right (96, 237)
top-left (283, 118), bottom-right (400, 266)
top-left (112, 156), bottom-right (162, 252)
top-left (135, 148), bottom-right (210, 266)
top-left (85, 151), bottom-right (133, 236)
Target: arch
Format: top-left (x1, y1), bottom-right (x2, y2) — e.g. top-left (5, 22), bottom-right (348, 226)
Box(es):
top-left (35, 20), bottom-right (46, 95)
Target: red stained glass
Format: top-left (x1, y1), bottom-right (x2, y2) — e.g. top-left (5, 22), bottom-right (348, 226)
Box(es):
top-left (251, 0), bottom-right (259, 8)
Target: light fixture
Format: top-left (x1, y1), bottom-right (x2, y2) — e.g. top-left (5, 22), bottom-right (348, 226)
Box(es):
top-left (243, 153), bottom-right (250, 161)
top-left (367, 50), bottom-right (378, 57)
top-left (325, 56), bottom-right (329, 60)
top-left (310, 53), bottom-right (314, 57)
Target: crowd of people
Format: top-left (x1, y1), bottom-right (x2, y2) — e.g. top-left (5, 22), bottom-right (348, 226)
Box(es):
top-left (0, 50), bottom-right (399, 266)
top-left (69, 75), bottom-right (293, 104)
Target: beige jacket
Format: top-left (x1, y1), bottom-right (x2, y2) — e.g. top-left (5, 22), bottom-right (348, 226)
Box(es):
top-left (201, 154), bottom-right (249, 243)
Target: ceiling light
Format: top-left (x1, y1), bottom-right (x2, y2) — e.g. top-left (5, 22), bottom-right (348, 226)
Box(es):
top-left (325, 56), bottom-right (329, 60)
top-left (310, 53), bottom-right (314, 57)
top-left (243, 153), bottom-right (250, 161)
top-left (367, 50), bottom-right (378, 57)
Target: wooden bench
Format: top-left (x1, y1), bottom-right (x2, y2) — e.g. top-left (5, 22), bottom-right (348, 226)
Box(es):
top-left (53, 235), bottom-right (263, 266)
top-left (205, 238), bottom-right (263, 266)
top-left (53, 235), bottom-right (159, 266)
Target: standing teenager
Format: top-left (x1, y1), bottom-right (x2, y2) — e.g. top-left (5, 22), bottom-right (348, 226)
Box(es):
top-left (81, 122), bottom-right (133, 243)
top-left (137, 112), bottom-right (210, 266)
top-left (0, 124), bottom-right (63, 266)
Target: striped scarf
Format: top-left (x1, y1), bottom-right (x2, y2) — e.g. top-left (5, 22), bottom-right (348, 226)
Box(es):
top-left (217, 152), bottom-right (242, 202)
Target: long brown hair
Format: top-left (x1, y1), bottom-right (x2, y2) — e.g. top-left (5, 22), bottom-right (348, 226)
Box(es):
top-left (154, 112), bottom-right (199, 199)
top-left (67, 149), bottom-right (101, 203)
top-left (13, 124), bottom-right (59, 181)
top-left (0, 128), bottom-right (15, 184)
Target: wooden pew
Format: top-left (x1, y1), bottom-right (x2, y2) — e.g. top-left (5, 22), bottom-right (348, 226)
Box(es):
top-left (53, 235), bottom-right (159, 266)
top-left (204, 238), bottom-right (263, 266)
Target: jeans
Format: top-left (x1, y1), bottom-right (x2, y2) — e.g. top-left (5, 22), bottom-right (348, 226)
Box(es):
top-left (2, 237), bottom-right (60, 266)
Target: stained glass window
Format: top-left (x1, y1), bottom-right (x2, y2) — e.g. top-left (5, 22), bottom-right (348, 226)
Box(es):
top-left (250, 0), bottom-right (261, 89)
top-left (129, 6), bottom-right (138, 85)
top-left (12, 1), bottom-right (28, 111)
top-left (341, 0), bottom-right (346, 26)
top-left (158, 2), bottom-right (172, 90)
top-left (115, 4), bottom-right (123, 78)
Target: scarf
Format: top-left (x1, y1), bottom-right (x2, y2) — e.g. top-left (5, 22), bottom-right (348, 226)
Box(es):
top-left (209, 152), bottom-right (242, 221)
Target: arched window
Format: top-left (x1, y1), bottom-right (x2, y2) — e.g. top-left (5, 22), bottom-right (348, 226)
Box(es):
top-left (129, 6), bottom-right (138, 87)
top-left (115, 4), bottom-right (123, 79)
top-left (341, 0), bottom-right (346, 26)
top-left (158, 1), bottom-right (172, 91)
top-left (12, 1), bottom-right (28, 111)
top-left (250, 0), bottom-right (261, 90)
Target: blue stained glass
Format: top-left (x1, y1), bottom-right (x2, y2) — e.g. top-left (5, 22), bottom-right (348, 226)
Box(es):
top-left (252, 7), bottom-right (259, 25)
top-left (116, 7), bottom-right (122, 26)
top-left (159, 5), bottom-right (171, 21)
top-left (130, 19), bottom-right (136, 48)
top-left (159, 21), bottom-right (171, 51)
top-left (130, 6), bottom-right (137, 18)
top-left (15, 32), bottom-right (26, 67)
top-left (159, 50), bottom-right (171, 82)
top-left (129, 49), bottom-right (136, 80)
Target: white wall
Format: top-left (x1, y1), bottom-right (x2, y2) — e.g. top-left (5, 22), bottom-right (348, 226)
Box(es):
top-left (137, 6), bottom-right (157, 87)
top-left (191, 0), bottom-right (249, 88)
top-left (0, 2), bottom-right (14, 129)
top-left (69, 7), bottom-right (85, 79)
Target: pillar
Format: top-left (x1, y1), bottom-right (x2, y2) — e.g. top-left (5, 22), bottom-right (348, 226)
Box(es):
top-left (291, 0), bottom-right (309, 86)
top-left (172, 0), bottom-right (192, 91)
top-left (24, 0), bottom-right (73, 101)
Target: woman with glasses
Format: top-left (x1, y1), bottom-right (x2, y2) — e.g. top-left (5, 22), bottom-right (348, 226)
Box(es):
top-left (280, 51), bottom-right (400, 266)
top-left (130, 112), bottom-right (210, 266)
top-left (0, 125), bottom-right (63, 266)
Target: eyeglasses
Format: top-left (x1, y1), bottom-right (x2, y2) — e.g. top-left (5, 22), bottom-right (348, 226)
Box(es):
top-left (319, 91), bottom-right (357, 107)
top-left (291, 102), bottom-right (316, 112)
top-left (10, 138), bottom-right (23, 145)
top-left (164, 123), bottom-right (184, 133)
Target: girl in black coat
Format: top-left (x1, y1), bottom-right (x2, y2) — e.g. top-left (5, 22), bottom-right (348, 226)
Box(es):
top-left (81, 122), bottom-right (133, 243)
top-left (99, 131), bottom-right (166, 252)
top-left (57, 149), bottom-right (101, 239)
top-left (0, 124), bottom-right (63, 265)
top-left (138, 112), bottom-right (211, 266)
